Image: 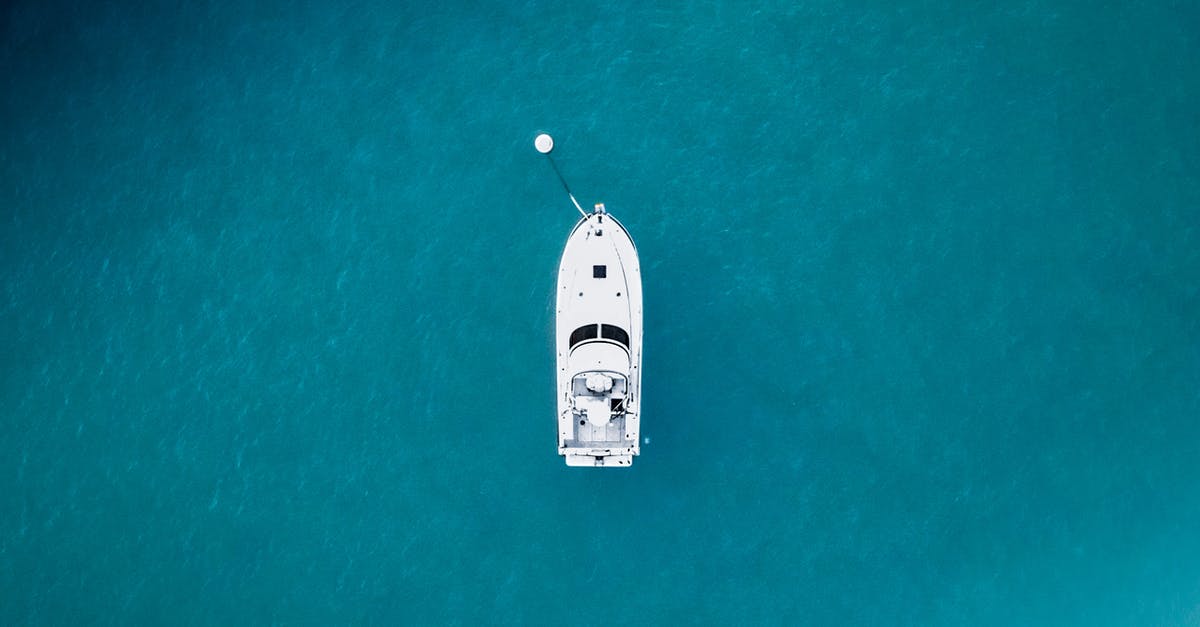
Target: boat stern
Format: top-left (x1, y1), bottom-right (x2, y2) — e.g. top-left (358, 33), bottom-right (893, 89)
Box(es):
top-left (562, 449), bottom-right (636, 467)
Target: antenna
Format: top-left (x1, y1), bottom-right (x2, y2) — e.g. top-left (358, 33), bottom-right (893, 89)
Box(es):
top-left (535, 133), bottom-right (587, 219)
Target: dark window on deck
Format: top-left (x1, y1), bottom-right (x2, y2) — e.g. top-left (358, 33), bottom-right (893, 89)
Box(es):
top-left (569, 324), bottom-right (598, 348)
top-left (600, 324), bottom-right (630, 348)
top-left (593, 265), bottom-right (606, 278)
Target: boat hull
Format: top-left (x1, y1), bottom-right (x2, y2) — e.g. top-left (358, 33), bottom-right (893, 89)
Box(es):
top-left (555, 210), bottom-right (642, 467)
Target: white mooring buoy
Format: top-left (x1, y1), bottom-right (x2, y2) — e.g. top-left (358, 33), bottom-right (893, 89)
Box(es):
top-left (534, 133), bottom-right (554, 154)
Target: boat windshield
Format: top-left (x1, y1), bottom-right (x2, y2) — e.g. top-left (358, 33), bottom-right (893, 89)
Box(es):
top-left (569, 324), bottom-right (598, 348)
top-left (570, 324), bottom-right (630, 349)
top-left (600, 324), bottom-right (629, 348)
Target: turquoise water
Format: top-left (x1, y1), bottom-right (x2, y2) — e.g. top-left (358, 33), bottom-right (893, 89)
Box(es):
top-left (3, 0), bottom-right (1199, 623)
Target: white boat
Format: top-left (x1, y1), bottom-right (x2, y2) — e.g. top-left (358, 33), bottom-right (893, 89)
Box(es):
top-left (555, 203), bottom-right (643, 467)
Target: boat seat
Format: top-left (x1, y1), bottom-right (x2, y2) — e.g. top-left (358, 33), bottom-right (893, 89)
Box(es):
top-left (572, 374), bottom-right (627, 397)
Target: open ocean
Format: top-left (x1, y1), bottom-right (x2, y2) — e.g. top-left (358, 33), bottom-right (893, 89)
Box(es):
top-left (3, 0), bottom-right (1199, 624)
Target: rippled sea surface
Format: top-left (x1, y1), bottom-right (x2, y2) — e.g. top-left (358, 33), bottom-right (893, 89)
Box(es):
top-left (2, 1), bottom-right (1198, 624)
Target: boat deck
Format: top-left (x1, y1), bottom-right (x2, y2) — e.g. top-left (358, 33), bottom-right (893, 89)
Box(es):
top-left (555, 210), bottom-right (642, 467)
